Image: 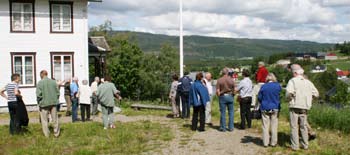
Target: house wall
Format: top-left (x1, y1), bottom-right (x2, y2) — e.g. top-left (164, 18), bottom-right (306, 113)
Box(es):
top-left (325, 56), bottom-right (338, 60)
top-left (0, 0), bottom-right (89, 108)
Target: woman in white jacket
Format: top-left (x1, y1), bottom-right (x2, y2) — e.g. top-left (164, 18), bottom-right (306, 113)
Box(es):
top-left (79, 80), bottom-right (92, 122)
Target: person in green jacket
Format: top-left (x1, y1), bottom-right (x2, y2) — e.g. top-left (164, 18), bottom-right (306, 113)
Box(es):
top-left (36, 70), bottom-right (60, 137)
top-left (96, 75), bottom-right (121, 129)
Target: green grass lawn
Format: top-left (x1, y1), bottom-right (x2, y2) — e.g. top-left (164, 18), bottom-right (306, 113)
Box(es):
top-left (327, 60), bottom-right (350, 70)
top-left (1, 98), bottom-right (350, 154)
top-left (0, 120), bottom-right (173, 155)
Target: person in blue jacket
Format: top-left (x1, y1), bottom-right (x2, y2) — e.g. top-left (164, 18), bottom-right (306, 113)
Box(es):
top-left (258, 73), bottom-right (282, 147)
top-left (189, 72), bottom-right (210, 132)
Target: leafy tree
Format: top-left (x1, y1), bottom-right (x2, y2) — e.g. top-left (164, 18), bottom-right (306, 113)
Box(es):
top-left (268, 53), bottom-right (292, 64)
top-left (89, 20), bottom-right (113, 36)
top-left (107, 37), bottom-right (143, 99)
top-left (330, 81), bottom-right (350, 105)
top-left (334, 41), bottom-right (350, 55)
top-left (269, 66), bottom-right (290, 86)
top-left (139, 44), bottom-right (179, 101)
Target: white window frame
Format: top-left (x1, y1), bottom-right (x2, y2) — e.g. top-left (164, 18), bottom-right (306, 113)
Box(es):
top-left (10, 2), bottom-right (35, 32)
top-left (11, 53), bottom-right (36, 87)
top-left (51, 53), bottom-right (74, 81)
top-left (50, 2), bottom-right (73, 33)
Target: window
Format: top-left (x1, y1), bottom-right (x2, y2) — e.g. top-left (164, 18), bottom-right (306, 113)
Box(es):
top-left (11, 53), bottom-right (36, 87)
top-left (50, 52), bottom-right (74, 81)
top-left (50, 2), bottom-right (73, 33)
top-left (10, 0), bottom-right (35, 32)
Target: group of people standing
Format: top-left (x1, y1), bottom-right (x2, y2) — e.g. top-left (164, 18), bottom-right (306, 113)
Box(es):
top-left (254, 62), bottom-right (318, 150)
top-left (1, 70), bottom-right (121, 137)
top-left (169, 72), bottom-right (214, 132)
top-left (169, 61), bottom-right (319, 151)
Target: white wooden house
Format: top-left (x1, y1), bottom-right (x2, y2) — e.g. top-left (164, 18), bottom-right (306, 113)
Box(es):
top-left (0, 0), bottom-right (101, 110)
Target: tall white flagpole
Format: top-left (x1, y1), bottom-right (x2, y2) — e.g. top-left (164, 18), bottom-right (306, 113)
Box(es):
top-left (179, 0), bottom-right (184, 77)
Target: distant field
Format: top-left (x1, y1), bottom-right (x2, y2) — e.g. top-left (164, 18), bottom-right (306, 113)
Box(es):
top-left (327, 60), bottom-right (350, 70)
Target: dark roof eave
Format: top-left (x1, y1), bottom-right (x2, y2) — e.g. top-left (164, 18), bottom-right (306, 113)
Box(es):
top-left (88, 0), bottom-right (102, 2)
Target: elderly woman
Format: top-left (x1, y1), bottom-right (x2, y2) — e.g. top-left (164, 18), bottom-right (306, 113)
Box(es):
top-left (258, 73), bottom-right (282, 147)
top-left (169, 74), bottom-right (180, 118)
top-left (189, 72), bottom-right (210, 132)
top-left (79, 80), bottom-right (92, 122)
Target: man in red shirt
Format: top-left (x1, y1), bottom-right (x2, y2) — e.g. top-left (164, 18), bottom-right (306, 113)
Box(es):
top-left (256, 61), bottom-right (269, 83)
top-left (252, 61), bottom-right (269, 108)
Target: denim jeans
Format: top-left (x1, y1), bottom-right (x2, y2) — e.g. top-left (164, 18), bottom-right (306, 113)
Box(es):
top-left (219, 95), bottom-right (234, 131)
top-left (71, 98), bottom-right (79, 122)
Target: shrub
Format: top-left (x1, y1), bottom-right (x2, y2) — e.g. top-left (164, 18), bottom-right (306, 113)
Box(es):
top-left (308, 104), bottom-right (350, 133)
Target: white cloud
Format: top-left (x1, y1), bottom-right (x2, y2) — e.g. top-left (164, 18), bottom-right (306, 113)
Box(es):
top-left (88, 0), bottom-right (350, 43)
top-left (322, 0), bottom-right (350, 7)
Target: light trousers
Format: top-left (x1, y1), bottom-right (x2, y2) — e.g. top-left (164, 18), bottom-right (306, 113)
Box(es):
top-left (252, 83), bottom-right (264, 107)
top-left (290, 109), bottom-right (309, 150)
top-left (40, 105), bottom-right (60, 137)
top-left (170, 96), bottom-right (180, 116)
top-left (261, 111), bottom-right (278, 146)
top-left (64, 95), bottom-right (72, 112)
top-left (205, 95), bottom-right (213, 123)
top-left (101, 105), bottom-right (115, 128)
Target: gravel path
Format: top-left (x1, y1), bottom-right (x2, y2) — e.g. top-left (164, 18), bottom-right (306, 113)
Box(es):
top-left (0, 113), bottom-right (266, 155)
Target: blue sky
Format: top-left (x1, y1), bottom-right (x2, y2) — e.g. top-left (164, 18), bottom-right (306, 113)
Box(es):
top-left (88, 0), bottom-right (350, 43)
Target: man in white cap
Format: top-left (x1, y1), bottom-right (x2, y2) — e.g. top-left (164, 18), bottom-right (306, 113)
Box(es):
top-left (286, 64), bottom-right (319, 151)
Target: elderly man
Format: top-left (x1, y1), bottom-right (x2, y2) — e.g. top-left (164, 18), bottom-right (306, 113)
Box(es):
top-left (236, 69), bottom-right (253, 129)
top-left (36, 70), bottom-right (60, 137)
top-left (204, 72), bottom-right (213, 125)
top-left (286, 64), bottom-right (319, 150)
top-left (70, 77), bottom-right (79, 122)
top-left (91, 76), bottom-right (100, 115)
top-left (97, 75), bottom-right (120, 129)
top-left (216, 68), bottom-right (235, 132)
top-left (252, 61), bottom-right (269, 107)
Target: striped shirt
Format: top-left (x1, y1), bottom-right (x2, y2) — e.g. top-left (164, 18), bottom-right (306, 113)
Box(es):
top-left (6, 82), bottom-right (18, 102)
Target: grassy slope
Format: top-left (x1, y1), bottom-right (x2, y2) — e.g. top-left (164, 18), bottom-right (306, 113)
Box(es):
top-left (327, 60), bottom-right (350, 70)
top-left (0, 98), bottom-right (349, 154)
top-left (0, 118), bottom-right (173, 155)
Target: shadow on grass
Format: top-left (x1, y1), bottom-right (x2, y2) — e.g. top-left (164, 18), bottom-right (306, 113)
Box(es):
top-left (241, 136), bottom-right (263, 147)
top-left (277, 132), bottom-right (290, 148)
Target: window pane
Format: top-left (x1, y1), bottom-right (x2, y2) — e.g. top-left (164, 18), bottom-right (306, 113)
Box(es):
top-left (52, 5), bottom-right (61, 31)
top-left (12, 3), bottom-right (21, 13)
top-left (24, 56), bottom-right (33, 84)
top-left (53, 56), bottom-right (62, 81)
top-left (12, 3), bottom-right (22, 31)
top-left (14, 56), bottom-right (23, 84)
top-left (23, 3), bottom-right (31, 13)
top-left (23, 13), bottom-right (32, 31)
top-left (64, 56), bottom-right (72, 80)
top-left (62, 5), bottom-right (71, 31)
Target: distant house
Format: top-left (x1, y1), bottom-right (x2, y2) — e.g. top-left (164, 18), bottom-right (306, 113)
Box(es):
top-left (294, 53), bottom-right (318, 61)
top-left (317, 52), bottom-right (326, 59)
top-left (276, 59), bottom-right (291, 68)
top-left (311, 65), bottom-right (327, 73)
top-left (0, 0), bottom-right (102, 108)
top-left (89, 36), bottom-right (111, 80)
top-left (325, 53), bottom-right (338, 60)
top-left (336, 68), bottom-right (350, 79)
